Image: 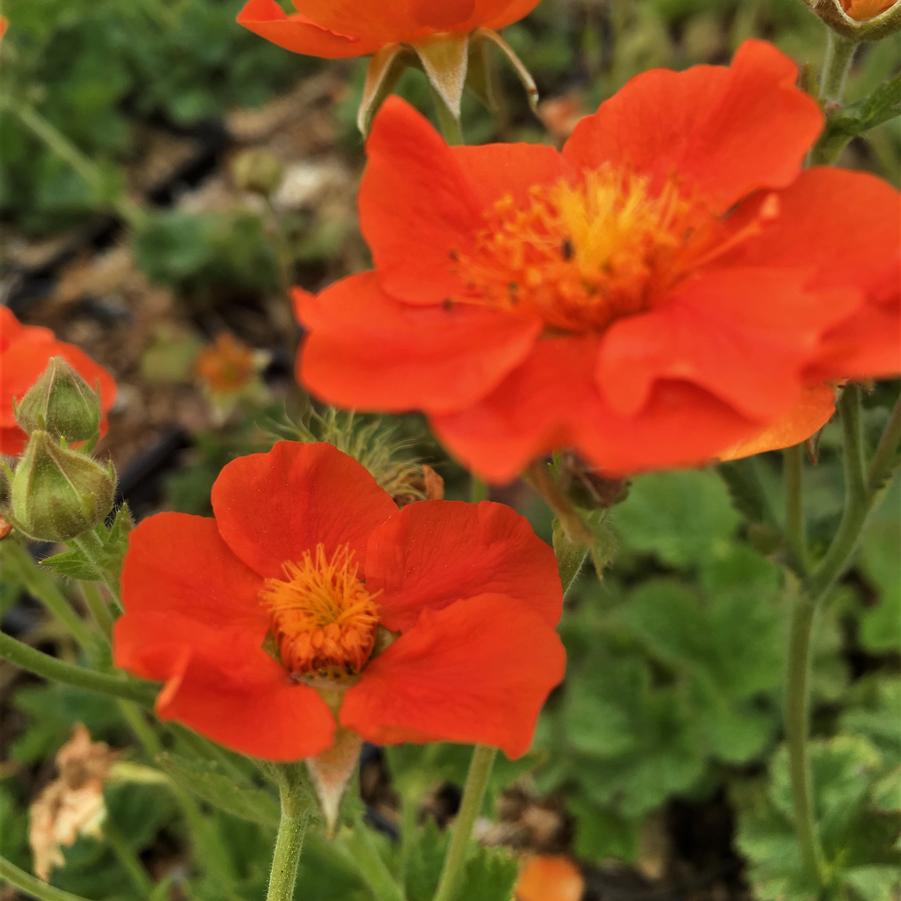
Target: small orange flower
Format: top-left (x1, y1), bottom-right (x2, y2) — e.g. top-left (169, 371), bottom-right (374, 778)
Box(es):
top-left (0, 308), bottom-right (116, 457)
top-left (237, 0), bottom-right (541, 59)
top-left (113, 442), bottom-right (565, 761)
top-left (841, 0), bottom-right (896, 19)
top-left (297, 41), bottom-right (900, 480)
top-left (195, 333), bottom-right (256, 396)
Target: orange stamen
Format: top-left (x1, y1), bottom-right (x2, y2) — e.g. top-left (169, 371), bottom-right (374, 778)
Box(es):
top-left (260, 544), bottom-right (381, 678)
top-left (452, 166), bottom-right (775, 334)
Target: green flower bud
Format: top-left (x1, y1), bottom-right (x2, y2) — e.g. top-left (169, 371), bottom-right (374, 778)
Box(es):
top-left (15, 357), bottom-right (101, 443)
top-left (230, 149), bottom-right (285, 198)
top-left (10, 431), bottom-right (115, 542)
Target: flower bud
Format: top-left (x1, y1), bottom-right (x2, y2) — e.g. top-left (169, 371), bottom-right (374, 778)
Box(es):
top-left (15, 356), bottom-right (102, 443)
top-left (10, 431), bottom-right (115, 542)
top-left (231, 149), bottom-right (285, 198)
top-left (803, 0), bottom-right (901, 38)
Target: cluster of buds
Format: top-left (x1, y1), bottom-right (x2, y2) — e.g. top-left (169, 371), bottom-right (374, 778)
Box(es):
top-left (3, 357), bottom-right (115, 542)
top-left (803, 0), bottom-right (901, 38)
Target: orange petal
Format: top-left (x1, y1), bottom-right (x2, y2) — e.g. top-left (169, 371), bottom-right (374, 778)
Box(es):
top-left (719, 383), bottom-right (837, 460)
top-left (341, 593), bottom-right (565, 758)
top-left (516, 855), bottom-right (585, 901)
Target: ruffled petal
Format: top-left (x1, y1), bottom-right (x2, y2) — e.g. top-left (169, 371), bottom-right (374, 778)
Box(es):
top-left (296, 274), bottom-right (541, 414)
top-left (432, 337), bottom-right (756, 480)
top-left (364, 500), bottom-right (562, 632)
top-left (564, 41), bottom-right (822, 212)
top-left (719, 383), bottom-right (836, 461)
top-left (360, 98), bottom-right (484, 305)
top-left (341, 593), bottom-right (565, 759)
top-left (120, 513), bottom-right (267, 635)
top-left (596, 268), bottom-right (859, 421)
top-left (115, 613), bottom-right (335, 760)
top-left (237, 0), bottom-right (376, 59)
top-left (211, 441), bottom-right (397, 579)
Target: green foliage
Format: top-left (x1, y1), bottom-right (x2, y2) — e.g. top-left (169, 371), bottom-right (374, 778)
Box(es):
top-left (736, 736), bottom-right (901, 901)
top-left (157, 752), bottom-right (280, 827)
top-left (0, 0), bottom-right (301, 232)
top-left (133, 210), bottom-right (279, 300)
top-left (612, 470), bottom-right (741, 568)
top-left (42, 505), bottom-right (133, 583)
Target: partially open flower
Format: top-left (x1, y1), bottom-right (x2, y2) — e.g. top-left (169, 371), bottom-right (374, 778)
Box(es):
top-left (237, 0), bottom-right (540, 131)
top-left (297, 41), bottom-right (900, 481)
top-left (113, 442), bottom-right (564, 770)
top-left (1, 308), bottom-right (116, 458)
top-left (803, 0), bottom-right (901, 36)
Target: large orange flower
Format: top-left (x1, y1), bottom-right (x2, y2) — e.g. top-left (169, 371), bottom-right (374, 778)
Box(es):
top-left (113, 441), bottom-right (564, 761)
top-left (237, 0), bottom-right (541, 59)
top-left (0, 308), bottom-right (117, 457)
top-left (296, 41), bottom-right (900, 481)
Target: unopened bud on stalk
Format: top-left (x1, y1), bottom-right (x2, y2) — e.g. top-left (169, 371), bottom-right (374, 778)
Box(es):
top-left (15, 357), bottom-right (102, 443)
top-left (10, 431), bottom-right (115, 542)
top-left (802, 0), bottom-right (901, 38)
top-left (231, 149), bottom-right (285, 198)
top-left (557, 452), bottom-right (629, 512)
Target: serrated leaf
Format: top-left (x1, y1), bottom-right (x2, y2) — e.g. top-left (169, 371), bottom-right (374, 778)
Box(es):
top-left (41, 547), bottom-right (98, 581)
top-left (405, 818), bottom-right (448, 901)
top-left (612, 470), bottom-right (740, 569)
top-left (157, 752), bottom-right (280, 827)
top-left (454, 846), bottom-right (518, 901)
top-left (818, 72), bottom-right (901, 160)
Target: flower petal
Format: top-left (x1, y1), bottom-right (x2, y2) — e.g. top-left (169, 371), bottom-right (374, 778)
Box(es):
top-left (296, 274), bottom-right (541, 414)
top-left (360, 98), bottom-right (483, 305)
top-left (211, 441), bottom-right (397, 579)
top-left (116, 612), bottom-right (335, 760)
top-left (596, 268), bottom-right (859, 420)
top-left (719, 383), bottom-right (836, 461)
top-left (120, 513), bottom-right (267, 634)
top-left (564, 40), bottom-right (822, 211)
top-left (364, 500), bottom-right (562, 632)
top-left (341, 593), bottom-right (565, 759)
top-left (480, 0), bottom-right (543, 30)
top-left (236, 0), bottom-right (375, 59)
top-left (433, 337), bottom-right (756, 480)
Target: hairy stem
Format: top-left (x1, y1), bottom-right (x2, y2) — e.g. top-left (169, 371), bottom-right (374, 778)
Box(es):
top-left (266, 766), bottom-right (311, 901)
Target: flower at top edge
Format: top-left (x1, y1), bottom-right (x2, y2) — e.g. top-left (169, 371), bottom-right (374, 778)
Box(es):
top-left (0, 308), bottom-right (117, 458)
top-left (295, 39), bottom-right (901, 482)
top-left (112, 441), bottom-right (565, 761)
top-left (236, 0), bottom-right (541, 59)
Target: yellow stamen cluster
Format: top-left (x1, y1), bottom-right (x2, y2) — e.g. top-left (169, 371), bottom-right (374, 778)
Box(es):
top-left (453, 166), bottom-right (710, 333)
top-left (260, 544), bottom-right (381, 678)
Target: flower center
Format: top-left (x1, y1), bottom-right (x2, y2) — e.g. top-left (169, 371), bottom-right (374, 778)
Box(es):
top-left (452, 166), bottom-right (716, 333)
top-left (260, 544), bottom-right (380, 678)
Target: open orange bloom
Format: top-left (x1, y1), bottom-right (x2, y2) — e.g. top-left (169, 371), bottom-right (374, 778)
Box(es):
top-left (297, 41), bottom-right (900, 481)
top-left (0, 308), bottom-right (116, 457)
top-left (113, 441), bottom-right (564, 761)
top-left (237, 0), bottom-right (540, 59)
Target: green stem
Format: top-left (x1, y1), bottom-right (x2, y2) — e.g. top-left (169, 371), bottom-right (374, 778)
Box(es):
top-left (818, 30), bottom-right (857, 105)
top-left (398, 796), bottom-right (418, 884)
top-left (470, 476), bottom-right (489, 503)
top-left (783, 444), bottom-right (809, 573)
top-left (105, 825), bottom-right (155, 896)
top-left (785, 596), bottom-right (827, 885)
top-left (433, 745), bottom-right (497, 901)
top-left (0, 855), bottom-right (93, 901)
top-left (80, 582), bottom-right (115, 641)
top-left (266, 766), bottom-right (311, 901)
top-left (0, 100), bottom-right (145, 228)
top-left (0, 630), bottom-right (156, 705)
top-left (783, 387), bottom-right (901, 894)
top-left (71, 531), bottom-right (123, 613)
top-left (3, 542), bottom-right (94, 652)
top-left (341, 817), bottom-right (405, 901)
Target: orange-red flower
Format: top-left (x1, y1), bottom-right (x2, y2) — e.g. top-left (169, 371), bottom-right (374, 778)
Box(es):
top-left (113, 441), bottom-right (564, 761)
top-left (841, 0), bottom-right (896, 19)
top-left (237, 0), bottom-right (541, 59)
top-left (296, 41), bottom-right (900, 481)
top-left (0, 308), bottom-right (116, 457)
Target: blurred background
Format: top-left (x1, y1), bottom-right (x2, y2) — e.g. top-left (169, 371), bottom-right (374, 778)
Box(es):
top-left (1, 1), bottom-right (899, 899)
